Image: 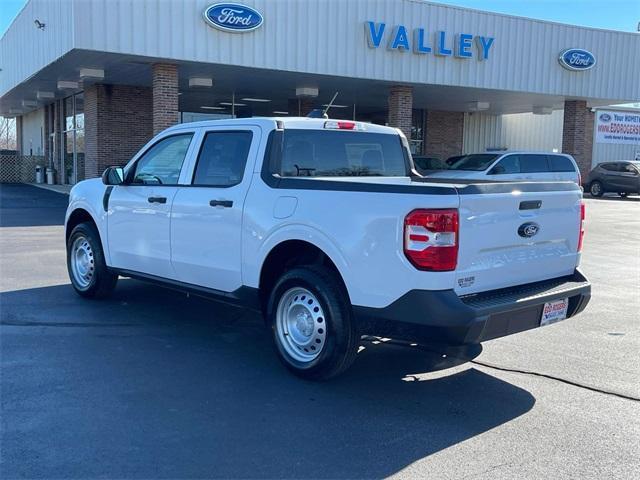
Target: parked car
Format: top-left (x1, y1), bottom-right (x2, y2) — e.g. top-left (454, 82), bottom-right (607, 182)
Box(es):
top-left (585, 161), bottom-right (640, 197)
top-left (445, 154), bottom-right (465, 166)
top-left (424, 152), bottom-right (581, 184)
top-left (413, 155), bottom-right (447, 175)
top-left (65, 118), bottom-right (590, 380)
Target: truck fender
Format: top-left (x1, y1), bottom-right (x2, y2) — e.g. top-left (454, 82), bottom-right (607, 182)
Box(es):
top-left (246, 224), bottom-right (354, 300)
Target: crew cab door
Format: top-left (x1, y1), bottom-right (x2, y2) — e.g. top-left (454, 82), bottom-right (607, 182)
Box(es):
top-left (107, 132), bottom-right (196, 278)
top-left (170, 126), bottom-right (261, 291)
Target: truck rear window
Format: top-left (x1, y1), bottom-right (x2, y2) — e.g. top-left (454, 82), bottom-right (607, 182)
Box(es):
top-left (277, 130), bottom-right (408, 177)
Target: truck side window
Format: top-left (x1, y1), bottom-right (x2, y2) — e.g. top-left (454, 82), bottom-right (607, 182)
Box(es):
top-left (489, 155), bottom-right (520, 175)
top-left (520, 154), bottom-right (550, 173)
top-left (192, 131), bottom-right (253, 186)
top-left (132, 133), bottom-right (193, 185)
top-left (548, 155), bottom-right (575, 172)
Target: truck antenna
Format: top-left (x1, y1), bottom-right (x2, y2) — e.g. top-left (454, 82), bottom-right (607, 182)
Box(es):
top-left (322, 91), bottom-right (339, 117)
top-left (307, 91), bottom-right (339, 119)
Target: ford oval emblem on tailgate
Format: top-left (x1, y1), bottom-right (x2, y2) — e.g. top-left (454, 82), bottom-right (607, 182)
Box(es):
top-left (203, 3), bottom-right (264, 32)
top-left (518, 222), bottom-right (540, 238)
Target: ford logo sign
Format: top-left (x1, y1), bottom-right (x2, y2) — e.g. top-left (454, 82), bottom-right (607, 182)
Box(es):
top-left (599, 113), bottom-right (612, 122)
top-left (558, 48), bottom-right (596, 71)
top-left (203, 3), bottom-right (263, 32)
top-left (518, 222), bottom-right (540, 238)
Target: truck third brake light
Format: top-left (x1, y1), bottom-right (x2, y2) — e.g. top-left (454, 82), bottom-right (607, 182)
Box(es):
top-left (324, 120), bottom-right (364, 130)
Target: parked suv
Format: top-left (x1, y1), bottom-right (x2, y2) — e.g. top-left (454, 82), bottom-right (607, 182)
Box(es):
top-left (424, 152), bottom-right (581, 184)
top-left (586, 161), bottom-right (640, 197)
top-left (65, 118), bottom-right (590, 379)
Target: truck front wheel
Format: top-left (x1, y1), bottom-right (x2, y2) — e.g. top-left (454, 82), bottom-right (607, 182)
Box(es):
top-left (67, 222), bottom-right (118, 298)
top-left (266, 266), bottom-right (359, 380)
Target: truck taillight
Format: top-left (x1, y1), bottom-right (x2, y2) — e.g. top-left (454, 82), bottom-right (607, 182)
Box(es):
top-left (404, 209), bottom-right (459, 271)
top-left (577, 202), bottom-right (585, 252)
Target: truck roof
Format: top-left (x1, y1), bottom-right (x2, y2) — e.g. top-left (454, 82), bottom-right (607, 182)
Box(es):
top-left (162, 117), bottom-right (401, 135)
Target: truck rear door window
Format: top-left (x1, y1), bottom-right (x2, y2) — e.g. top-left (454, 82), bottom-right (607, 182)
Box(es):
top-left (192, 131), bottom-right (253, 186)
top-left (279, 130), bottom-right (407, 177)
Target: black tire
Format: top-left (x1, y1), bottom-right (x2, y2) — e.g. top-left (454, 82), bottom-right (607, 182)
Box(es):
top-left (589, 181), bottom-right (604, 197)
top-left (67, 222), bottom-right (118, 298)
top-left (618, 192), bottom-right (628, 198)
top-left (266, 265), bottom-right (359, 380)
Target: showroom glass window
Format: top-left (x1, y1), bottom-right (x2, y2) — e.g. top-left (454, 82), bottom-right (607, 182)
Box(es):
top-left (61, 92), bottom-right (85, 184)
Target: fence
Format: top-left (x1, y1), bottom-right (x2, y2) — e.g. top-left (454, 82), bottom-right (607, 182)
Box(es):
top-left (0, 155), bottom-right (48, 183)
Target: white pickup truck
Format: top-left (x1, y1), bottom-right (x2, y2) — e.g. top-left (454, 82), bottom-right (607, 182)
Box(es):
top-left (65, 117), bottom-right (590, 379)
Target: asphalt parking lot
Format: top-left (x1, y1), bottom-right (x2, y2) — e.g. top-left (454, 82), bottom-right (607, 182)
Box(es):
top-left (1, 183), bottom-right (638, 479)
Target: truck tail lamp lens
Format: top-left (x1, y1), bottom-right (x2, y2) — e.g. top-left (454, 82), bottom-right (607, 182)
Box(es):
top-left (404, 209), bottom-right (459, 271)
top-left (577, 202), bottom-right (585, 252)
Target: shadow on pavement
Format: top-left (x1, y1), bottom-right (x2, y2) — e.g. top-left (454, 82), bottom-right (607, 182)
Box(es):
top-left (0, 183), bottom-right (68, 227)
top-left (1, 280), bottom-right (536, 478)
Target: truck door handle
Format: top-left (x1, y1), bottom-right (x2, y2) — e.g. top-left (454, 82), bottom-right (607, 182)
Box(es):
top-left (209, 199), bottom-right (233, 208)
top-left (147, 196), bottom-right (167, 204)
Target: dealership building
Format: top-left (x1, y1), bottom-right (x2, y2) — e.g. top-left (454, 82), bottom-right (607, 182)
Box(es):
top-left (1, 0), bottom-right (639, 184)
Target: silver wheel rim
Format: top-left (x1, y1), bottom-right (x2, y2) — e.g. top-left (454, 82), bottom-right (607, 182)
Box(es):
top-left (591, 183), bottom-right (601, 195)
top-left (70, 235), bottom-right (95, 289)
top-left (275, 287), bottom-right (327, 363)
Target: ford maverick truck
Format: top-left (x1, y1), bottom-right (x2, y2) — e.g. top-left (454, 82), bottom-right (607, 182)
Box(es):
top-left (65, 117), bottom-right (590, 379)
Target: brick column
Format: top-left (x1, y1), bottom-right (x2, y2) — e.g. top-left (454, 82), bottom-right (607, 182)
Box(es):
top-left (388, 86), bottom-right (413, 138)
top-left (425, 110), bottom-right (464, 161)
top-left (84, 84), bottom-right (153, 179)
top-left (562, 100), bottom-right (594, 181)
top-left (152, 63), bottom-right (179, 134)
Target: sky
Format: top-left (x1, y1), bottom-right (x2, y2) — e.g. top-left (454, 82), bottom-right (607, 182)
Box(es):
top-left (1, 0), bottom-right (639, 36)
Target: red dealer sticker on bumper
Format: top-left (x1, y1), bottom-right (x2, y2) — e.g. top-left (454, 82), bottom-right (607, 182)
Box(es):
top-left (541, 298), bottom-right (569, 326)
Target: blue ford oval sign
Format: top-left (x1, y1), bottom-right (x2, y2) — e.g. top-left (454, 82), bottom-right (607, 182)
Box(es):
top-left (203, 3), bottom-right (263, 32)
top-left (558, 48), bottom-right (596, 71)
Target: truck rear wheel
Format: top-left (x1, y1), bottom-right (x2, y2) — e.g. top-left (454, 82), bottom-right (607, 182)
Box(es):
top-left (67, 222), bottom-right (118, 298)
top-left (267, 266), bottom-right (359, 380)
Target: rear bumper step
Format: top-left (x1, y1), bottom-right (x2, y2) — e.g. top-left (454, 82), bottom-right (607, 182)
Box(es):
top-left (354, 269), bottom-right (591, 345)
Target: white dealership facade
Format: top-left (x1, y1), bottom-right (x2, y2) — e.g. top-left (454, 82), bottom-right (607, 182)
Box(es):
top-left (1, 0), bottom-right (639, 184)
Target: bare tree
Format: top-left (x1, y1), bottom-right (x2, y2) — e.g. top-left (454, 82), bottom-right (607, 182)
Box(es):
top-left (0, 116), bottom-right (17, 151)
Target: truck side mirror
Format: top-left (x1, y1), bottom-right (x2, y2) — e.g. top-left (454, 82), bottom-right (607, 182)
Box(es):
top-left (102, 166), bottom-right (125, 185)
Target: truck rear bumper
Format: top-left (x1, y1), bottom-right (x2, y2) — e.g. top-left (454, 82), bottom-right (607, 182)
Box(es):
top-left (353, 269), bottom-right (591, 345)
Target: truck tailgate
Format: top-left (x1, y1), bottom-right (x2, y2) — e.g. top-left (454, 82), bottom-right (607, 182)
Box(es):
top-left (454, 183), bottom-right (583, 295)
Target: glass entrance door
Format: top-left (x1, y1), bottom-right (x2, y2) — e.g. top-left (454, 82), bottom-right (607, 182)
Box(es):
top-left (60, 93), bottom-right (85, 184)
